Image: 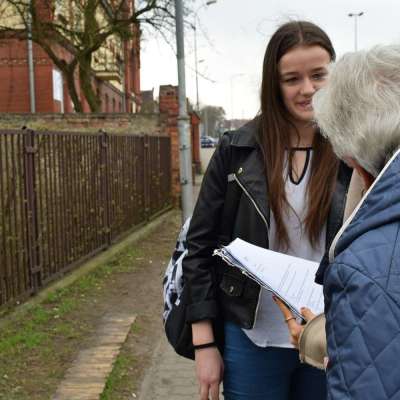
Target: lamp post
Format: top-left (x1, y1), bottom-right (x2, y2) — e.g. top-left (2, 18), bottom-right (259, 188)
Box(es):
top-left (192, 0), bottom-right (217, 111)
top-left (174, 0), bottom-right (193, 222)
top-left (230, 73), bottom-right (244, 129)
top-left (193, 22), bottom-right (200, 111)
top-left (348, 12), bottom-right (364, 51)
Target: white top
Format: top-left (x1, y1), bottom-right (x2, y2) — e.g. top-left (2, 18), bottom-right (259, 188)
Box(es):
top-left (243, 149), bottom-right (326, 348)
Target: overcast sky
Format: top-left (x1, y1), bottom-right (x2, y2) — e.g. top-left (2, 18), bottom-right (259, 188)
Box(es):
top-left (141, 0), bottom-right (400, 120)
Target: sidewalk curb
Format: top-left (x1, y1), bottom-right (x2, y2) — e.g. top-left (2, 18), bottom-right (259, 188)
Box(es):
top-left (0, 209), bottom-right (177, 327)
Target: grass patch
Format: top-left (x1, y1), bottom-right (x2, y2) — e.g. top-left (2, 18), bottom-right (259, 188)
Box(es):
top-left (100, 321), bottom-right (142, 399)
top-left (0, 329), bottom-right (48, 353)
top-left (0, 245), bottom-right (144, 399)
top-left (0, 246), bottom-right (143, 352)
top-left (52, 322), bottom-right (78, 338)
top-left (100, 352), bottom-right (137, 400)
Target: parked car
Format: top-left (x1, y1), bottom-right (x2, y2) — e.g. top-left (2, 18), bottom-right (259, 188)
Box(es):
top-left (201, 136), bottom-right (218, 148)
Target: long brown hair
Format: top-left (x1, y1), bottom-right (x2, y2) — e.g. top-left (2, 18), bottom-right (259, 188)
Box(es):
top-left (259, 20), bottom-right (339, 250)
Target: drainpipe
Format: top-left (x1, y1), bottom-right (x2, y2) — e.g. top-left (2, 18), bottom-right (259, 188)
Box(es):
top-left (27, 2), bottom-right (36, 113)
top-left (120, 52), bottom-right (126, 112)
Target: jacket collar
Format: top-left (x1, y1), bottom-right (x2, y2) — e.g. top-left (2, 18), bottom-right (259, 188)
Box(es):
top-left (229, 117), bottom-right (270, 225)
top-left (328, 147), bottom-right (400, 264)
top-left (229, 117), bottom-right (260, 148)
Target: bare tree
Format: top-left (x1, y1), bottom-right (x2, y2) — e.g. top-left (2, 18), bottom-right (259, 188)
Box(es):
top-left (0, 0), bottom-right (186, 112)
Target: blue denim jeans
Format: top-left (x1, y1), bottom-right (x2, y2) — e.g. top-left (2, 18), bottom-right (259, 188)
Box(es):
top-left (223, 322), bottom-right (326, 400)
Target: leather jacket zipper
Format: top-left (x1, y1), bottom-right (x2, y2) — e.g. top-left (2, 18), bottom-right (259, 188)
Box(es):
top-left (233, 172), bottom-right (268, 328)
top-left (233, 173), bottom-right (270, 230)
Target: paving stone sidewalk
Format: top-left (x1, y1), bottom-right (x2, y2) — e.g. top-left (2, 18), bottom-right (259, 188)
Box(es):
top-left (138, 335), bottom-right (199, 399)
top-left (138, 173), bottom-right (224, 400)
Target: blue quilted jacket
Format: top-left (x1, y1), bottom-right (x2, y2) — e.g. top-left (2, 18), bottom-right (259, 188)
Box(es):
top-left (321, 150), bottom-right (400, 400)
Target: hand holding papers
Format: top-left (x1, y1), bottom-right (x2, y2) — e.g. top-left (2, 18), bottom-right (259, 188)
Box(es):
top-left (214, 238), bottom-right (324, 319)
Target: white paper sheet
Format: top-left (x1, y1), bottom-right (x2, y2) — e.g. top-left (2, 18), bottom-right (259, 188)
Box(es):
top-left (214, 238), bottom-right (324, 318)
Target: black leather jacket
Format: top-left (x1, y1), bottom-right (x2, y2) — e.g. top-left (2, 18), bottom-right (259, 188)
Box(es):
top-left (183, 118), bottom-right (352, 329)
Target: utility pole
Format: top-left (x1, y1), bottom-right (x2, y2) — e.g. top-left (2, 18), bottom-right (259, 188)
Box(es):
top-left (193, 22), bottom-right (200, 111)
top-left (348, 12), bottom-right (364, 51)
top-left (174, 0), bottom-right (193, 222)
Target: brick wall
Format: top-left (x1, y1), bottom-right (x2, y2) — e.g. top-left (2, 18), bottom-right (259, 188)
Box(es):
top-left (0, 40), bottom-right (80, 113)
top-left (159, 85), bottom-right (201, 205)
top-left (0, 40), bottom-right (40, 112)
top-left (191, 112), bottom-right (201, 173)
top-left (0, 36), bottom-right (140, 113)
top-left (0, 82), bottom-right (199, 209)
top-left (159, 85), bottom-right (180, 204)
top-left (0, 113), bottom-right (163, 134)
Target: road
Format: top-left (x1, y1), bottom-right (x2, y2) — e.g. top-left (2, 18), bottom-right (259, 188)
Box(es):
top-left (200, 147), bottom-right (215, 172)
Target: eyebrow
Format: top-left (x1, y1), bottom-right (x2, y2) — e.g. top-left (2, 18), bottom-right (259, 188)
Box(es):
top-left (280, 66), bottom-right (328, 78)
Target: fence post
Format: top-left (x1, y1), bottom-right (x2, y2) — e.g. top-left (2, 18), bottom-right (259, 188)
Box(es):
top-left (100, 130), bottom-right (112, 247)
top-left (157, 136), bottom-right (162, 211)
top-left (23, 128), bottom-right (41, 293)
top-left (143, 134), bottom-right (150, 220)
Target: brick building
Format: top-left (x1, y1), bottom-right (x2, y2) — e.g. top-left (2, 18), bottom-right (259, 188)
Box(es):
top-left (0, 1), bottom-right (140, 113)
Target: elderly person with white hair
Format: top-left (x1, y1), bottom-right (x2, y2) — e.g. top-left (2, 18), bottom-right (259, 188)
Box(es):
top-left (275, 44), bottom-right (400, 400)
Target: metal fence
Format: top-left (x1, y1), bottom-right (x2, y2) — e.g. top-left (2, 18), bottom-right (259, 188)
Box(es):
top-left (0, 129), bottom-right (172, 307)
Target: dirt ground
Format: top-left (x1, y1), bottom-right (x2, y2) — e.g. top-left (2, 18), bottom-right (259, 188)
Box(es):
top-left (0, 211), bottom-right (181, 400)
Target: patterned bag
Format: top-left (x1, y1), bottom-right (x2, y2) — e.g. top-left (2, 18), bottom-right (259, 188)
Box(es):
top-left (163, 141), bottom-right (241, 359)
top-left (162, 218), bottom-right (195, 359)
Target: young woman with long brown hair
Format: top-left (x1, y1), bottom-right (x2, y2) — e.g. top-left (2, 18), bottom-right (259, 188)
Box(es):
top-left (182, 20), bottom-right (352, 400)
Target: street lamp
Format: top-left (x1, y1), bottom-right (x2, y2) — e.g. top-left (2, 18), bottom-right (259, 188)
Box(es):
top-left (174, 0), bottom-right (193, 221)
top-left (192, 0), bottom-right (217, 111)
top-left (348, 12), bottom-right (364, 51)
top-left (174, 0), bottom-right (217, 221)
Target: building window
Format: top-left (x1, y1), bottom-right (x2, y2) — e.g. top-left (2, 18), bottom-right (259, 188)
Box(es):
top-left (112, 98), bottom-right (116, 112)
top-left (52, 68), bottom-right (64, 112)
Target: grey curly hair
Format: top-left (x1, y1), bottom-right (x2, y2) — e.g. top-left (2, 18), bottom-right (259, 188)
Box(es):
top-left (313, 44), bottom-right (400, 177)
